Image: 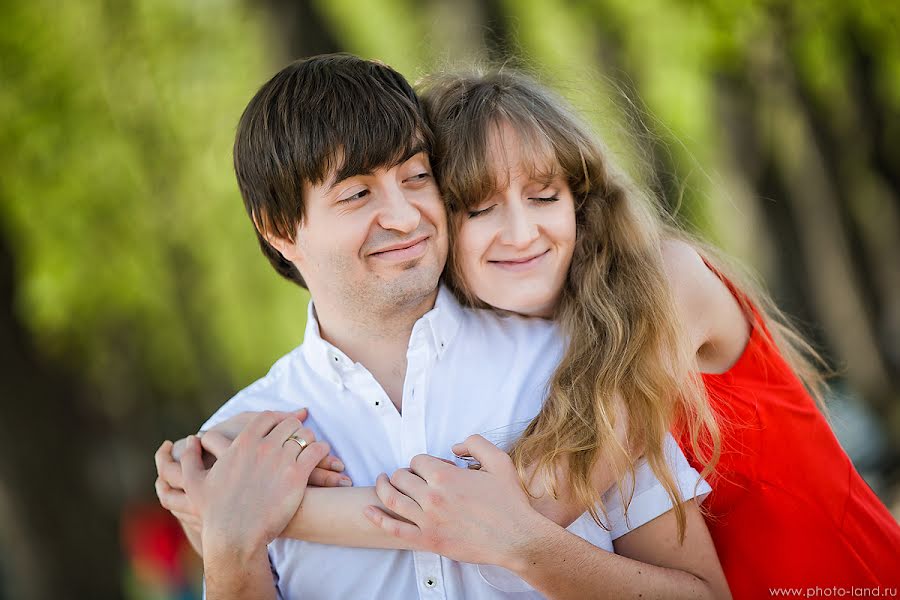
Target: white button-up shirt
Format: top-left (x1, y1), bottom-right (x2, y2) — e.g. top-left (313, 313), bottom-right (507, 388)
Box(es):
top-left (202, 286), bottom-right (710, 599)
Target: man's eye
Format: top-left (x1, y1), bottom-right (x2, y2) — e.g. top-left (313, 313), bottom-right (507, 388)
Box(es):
top-left (467, 205), bottom-right (496, 218)
top-left (339, 189), bottom-right (369, 203)
top-left (405, 172), bottom-right (431, 183)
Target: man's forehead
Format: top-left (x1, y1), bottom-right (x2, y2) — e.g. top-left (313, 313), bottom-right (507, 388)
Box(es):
top-left (322, 140), bottom-right (430, 192)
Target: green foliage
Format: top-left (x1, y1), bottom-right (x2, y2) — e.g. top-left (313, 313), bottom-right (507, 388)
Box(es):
top-left (0, 1), bottom-right (309, 411)
top-left (2, 0), bottom-right (897, 417)
top-left (313, 0), bottom-right (430, 78)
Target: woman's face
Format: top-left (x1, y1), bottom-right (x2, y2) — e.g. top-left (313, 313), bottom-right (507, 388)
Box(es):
top-left (454, 124), bottom-right (577, 318)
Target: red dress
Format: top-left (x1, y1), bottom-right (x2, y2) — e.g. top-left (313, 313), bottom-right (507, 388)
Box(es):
top-left (679, 315), bottom-right (900, 598)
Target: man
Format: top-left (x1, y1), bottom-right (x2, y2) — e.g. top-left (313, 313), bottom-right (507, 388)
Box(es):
top-left (155, 54), bottom-right (723, 599)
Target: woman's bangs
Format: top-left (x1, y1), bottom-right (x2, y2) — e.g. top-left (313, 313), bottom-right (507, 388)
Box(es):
top-left (450, 116), bottom-right (562, 212)
top-left (505, 117), bottom-right (563, 188)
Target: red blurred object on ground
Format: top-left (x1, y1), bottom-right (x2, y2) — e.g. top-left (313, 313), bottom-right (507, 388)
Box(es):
top-left (122, 501), bottom-right (199, 598)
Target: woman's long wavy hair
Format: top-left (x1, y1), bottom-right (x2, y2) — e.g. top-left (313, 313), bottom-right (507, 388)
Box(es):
top-left (419, 68), bottom-right (829, 539)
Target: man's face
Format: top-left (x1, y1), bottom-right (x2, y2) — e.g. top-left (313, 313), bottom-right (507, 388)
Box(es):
top-left (275, 150), bottom-right (448, 316)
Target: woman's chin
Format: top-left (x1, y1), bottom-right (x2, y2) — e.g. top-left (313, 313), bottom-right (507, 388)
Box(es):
top-left (486, 294), bottom-right (559, 319)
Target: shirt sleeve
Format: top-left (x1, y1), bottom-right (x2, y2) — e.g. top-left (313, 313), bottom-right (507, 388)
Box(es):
top-left (601, 432), bottom-right (711, 539)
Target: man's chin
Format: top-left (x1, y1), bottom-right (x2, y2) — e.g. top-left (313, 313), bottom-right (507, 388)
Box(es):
top-left (373, 263), bottom-right (441, 304)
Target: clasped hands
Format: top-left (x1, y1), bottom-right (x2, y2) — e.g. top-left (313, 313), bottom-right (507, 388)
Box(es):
top-left (155, 410), bottom-right (583, 567)
top-left (156, 410), bottom-right (334, 559)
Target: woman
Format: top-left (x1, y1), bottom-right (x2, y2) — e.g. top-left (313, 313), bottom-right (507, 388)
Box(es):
top-left (400, 68), bottom-right (900, 594)
top-left (161, 68), bottom-right (899, 597)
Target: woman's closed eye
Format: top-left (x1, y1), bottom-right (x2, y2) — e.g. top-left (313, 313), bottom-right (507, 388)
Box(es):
top-left (530, 195), bottom-right (560, 203)
top-left (467, 204), bottom-right (496, 218)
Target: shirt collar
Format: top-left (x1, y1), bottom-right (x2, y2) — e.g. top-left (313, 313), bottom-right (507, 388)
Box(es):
top-left (300, 284), bottom-right (463, 387)
top-left (422, 284), bottom-right (463, 358)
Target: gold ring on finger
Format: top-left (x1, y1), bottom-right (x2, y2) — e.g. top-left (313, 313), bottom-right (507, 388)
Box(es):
top-left (283, 434), bottom-right (309, 452)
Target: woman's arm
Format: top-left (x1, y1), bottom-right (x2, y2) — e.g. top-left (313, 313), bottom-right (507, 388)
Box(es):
top-left (156, 409), bottom-right (351, 557)
top-left (502, 500), bottom-right (727, 600)
top-left (157, 411), bottom-right (413, 552)
top-left (190, 417), bottom-right (603, 550)
top-left (159, 418), bottom-right (598, 552)
top-left (286, 487), bottom-right (410, 549)
top-left (160, 410), bottom-right (730, 599)
top-left (364, 435), bottom-right (731, 600)
top-left (661, 239), bottom-right (750, 372)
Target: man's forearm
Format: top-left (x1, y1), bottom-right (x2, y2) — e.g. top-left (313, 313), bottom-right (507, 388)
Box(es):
top-left (282, 487), bottom-right (412, 549)
top-left (204, 545), bottom-right (277, 600)
top-left (180, 519), bottom-right (203, 557)
top-left (507, 518), bottom-right (721, 600)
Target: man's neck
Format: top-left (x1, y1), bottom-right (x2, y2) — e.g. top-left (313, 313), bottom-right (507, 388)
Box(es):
top-left (312, 288), bottom-right (438, 411)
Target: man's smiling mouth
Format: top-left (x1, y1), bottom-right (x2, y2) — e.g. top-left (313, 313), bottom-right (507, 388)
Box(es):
top-left (370, 235), bottom-right (430, 260)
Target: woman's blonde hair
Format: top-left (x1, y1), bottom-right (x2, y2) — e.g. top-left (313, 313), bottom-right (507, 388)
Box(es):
top-left (419, 68), bottom-right (829, 540)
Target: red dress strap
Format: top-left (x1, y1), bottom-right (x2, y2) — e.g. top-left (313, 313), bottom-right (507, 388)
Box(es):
top-left (678, 267), bottom-right (900, 597)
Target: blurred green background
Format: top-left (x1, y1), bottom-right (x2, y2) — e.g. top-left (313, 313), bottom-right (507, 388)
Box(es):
top-left (1, 0), bottom-right (898, 598)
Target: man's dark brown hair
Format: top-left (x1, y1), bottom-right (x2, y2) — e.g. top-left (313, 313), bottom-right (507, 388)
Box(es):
top-left (233, 53), bottom-right (433, 288)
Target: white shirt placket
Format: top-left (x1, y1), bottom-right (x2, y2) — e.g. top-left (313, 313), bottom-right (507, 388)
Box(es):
top-left (404, 322), bottom-right (447, 599)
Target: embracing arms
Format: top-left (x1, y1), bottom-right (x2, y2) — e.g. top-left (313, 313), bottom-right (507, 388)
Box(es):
top-left (157, 412), bottom-right (730, 599)
top-left (360, 434), bottom-right (730, 600)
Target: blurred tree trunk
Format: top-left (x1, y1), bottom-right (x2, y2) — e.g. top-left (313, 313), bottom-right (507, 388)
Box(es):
top-left (257, 0), bottom-right (340, 58)
top-left (741, 10), bottom-right (900, 455)
top-left (0, 219), bottom-right (122, 600)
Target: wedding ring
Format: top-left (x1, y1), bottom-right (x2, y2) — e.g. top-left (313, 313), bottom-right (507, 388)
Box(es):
top-left (457, 454), bottom-right (482, 470)
top-left (284, 434), bottom-right (309, 451)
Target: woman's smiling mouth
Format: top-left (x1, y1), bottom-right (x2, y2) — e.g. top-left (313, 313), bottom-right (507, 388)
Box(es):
top-left (489, 249), bottom-right (550, 272)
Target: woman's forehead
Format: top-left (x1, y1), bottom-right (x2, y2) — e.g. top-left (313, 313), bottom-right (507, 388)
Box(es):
top-left (482, 120), bottom-right (561, 189)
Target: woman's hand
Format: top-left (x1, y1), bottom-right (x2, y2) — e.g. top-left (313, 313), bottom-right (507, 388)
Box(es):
top-left (180, 411), bottom-right (331, 560)
top-left (362, 434), bottom-right (554, 569)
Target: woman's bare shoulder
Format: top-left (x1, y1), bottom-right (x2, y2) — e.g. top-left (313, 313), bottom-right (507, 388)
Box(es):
top-left (660, 239), bottom-right (750, 371)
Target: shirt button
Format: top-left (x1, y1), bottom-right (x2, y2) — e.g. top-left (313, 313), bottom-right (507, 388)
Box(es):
top-left (424, 576), bottom-right (437, 588)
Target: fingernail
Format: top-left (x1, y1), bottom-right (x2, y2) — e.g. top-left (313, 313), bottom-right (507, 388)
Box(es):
top-left (338, 477), bottom-right (352, 487)
top-left (451, 444), bottom-right (464, 454)
top-left (331, 460), bottom-right (344, 471)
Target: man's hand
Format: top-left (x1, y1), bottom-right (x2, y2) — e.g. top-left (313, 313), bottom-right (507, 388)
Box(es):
top-left (180, 411), bottom-right (331, 561)
top-left (362, 434), bottom-right (554, 569)
top-left (170, 408), bottom-right (349, 487)
top-left (154, 408), bottom-right (351, 551)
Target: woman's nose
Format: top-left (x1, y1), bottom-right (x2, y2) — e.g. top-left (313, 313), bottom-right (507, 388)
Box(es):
top-left (499, 204), bottom-right (539, 249)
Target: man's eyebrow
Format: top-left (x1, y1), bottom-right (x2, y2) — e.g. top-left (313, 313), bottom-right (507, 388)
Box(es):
top-left (395, 142), bottom-right (428, 166)
top-left (325, 143), bottom-right (429, 193)
top-left (326, 171), bottom-right (367, 193)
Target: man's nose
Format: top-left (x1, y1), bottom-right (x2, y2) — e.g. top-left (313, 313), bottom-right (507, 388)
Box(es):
top-left (377, 181), bottom-right (421, 233)
top-left (499, 203), bottom-right (539, 249)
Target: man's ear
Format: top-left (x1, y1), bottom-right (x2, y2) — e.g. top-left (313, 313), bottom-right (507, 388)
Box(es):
top-left (266, 234), bottom-right (298, 263)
